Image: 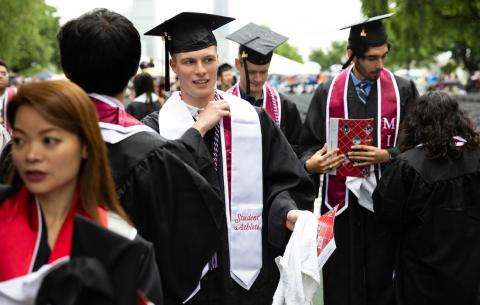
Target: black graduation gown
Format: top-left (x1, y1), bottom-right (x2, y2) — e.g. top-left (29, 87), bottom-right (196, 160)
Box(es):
top-left (143, 107), bottom-right (316, 305)
top-left (240, 91), bottom-right (303, 155)
top-left (106, 129), bottom-right (225, 305)
top-left (372, 147), bottom-right (480, 305)
top-left (40, 216), bottom-right (162, 305)
top-left (126, 101), bottom-right (161, 121)
top-left (0, 185), bottom-right (162, 305)
top-left (298, 75), bottom-right (418, 305)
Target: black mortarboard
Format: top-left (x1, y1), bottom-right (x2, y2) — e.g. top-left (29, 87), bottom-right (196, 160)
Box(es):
top-left (341, 13), bottom-right (393, 47)
top-left (226, 23), bottom-right (288, 65)
top-left (145, 12), bottom-right (234, 91)
top-left (340, 13), bottom-right (393, 69)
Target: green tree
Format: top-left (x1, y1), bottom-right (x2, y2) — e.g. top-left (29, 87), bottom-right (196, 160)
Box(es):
top-left (274, 42), bottom-right (304, 63)
top-left (0, 0), bottom-right (60, 74)
top-left (360, 0), bottom-right (480, 74)
top-left (309, 41), bottom-right (348, 70)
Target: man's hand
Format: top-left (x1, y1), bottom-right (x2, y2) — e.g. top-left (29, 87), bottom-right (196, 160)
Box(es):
top-left (348, 145), bottom-right (390, 167)
top-left (286, 209), bottom-right (302, 231)
top-left (193, 100), bottom-right (230, 137)
top-left (305, 143), bottom-right (345, 174)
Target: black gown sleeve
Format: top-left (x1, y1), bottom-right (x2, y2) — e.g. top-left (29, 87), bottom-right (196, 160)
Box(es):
top-left (141, 110), bottom-right (159, 132)
top-left (117, 147), bottom-right (224, 303)
top-left (297, 83), bottom-right (331, 191)
top-left (279, 94), bottom-right (303, 155)
top-left (387, 78), bottom-right (419, 159)
top-left (258, 108), bottom-right (316, 250)
top-left (142, 110), bottom-right (216, 176)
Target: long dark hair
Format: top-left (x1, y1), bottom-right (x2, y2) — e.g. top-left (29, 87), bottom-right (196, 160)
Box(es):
top-left (7, 80), bottom-right (129, 223)
top-left (398, 91), bottom-right (479, 159)
top-left (133, 72), bottom-right (155, 113)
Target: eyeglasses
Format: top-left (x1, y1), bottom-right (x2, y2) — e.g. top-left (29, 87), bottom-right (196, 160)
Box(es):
top-left (0, 72), bottom-right (8, 77)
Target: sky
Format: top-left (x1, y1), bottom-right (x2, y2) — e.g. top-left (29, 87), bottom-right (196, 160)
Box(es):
top-left (45, 0), bottom-right (363, 62)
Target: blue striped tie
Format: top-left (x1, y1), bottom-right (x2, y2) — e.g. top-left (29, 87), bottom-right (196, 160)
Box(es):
top-left (357, 81), bottom-right (369, 104)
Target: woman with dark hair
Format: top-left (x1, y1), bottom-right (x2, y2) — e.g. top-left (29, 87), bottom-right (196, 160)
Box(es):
top-left (127, 73), bottom-right (162, 120)
top-left (0, 80), bottom-right (162, 305)
top-left (373, 91), bottom-right (480, 305)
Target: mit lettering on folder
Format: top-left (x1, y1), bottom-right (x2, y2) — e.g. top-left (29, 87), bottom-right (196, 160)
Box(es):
top-left (328, 118), bottom-right (374, 177)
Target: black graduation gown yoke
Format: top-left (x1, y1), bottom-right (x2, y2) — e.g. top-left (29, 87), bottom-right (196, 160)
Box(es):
top-left (298, 75), bottom-right (418, 305)
top-left (126, 101), bottom-right (161, 121)
top-left (239, 92), bottom-right (303, 154)
top-left (373, 147), bottom-right (480, 305)
top-left (143, 108), bottom-right (315, 305)
top-left (106, 129), bottom-right (225, 304)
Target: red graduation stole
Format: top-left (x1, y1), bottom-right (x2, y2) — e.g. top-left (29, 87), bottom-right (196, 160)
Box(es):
top-left (90, 96), bottom-right (143, 127)
top-left (325, 65), bottom-right (400, 214)
top-left (0, 187), bottom-right (107, 281)
top-left (228, 82), bottom-right (281, 126)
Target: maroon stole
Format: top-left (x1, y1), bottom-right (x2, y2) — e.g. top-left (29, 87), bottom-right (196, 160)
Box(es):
top-left (325, 65), bottom-right (400, 214)
top-left (0, 187), bottom-right (107, 281)
top-left (227, 82), bottom-right (281, 126)
top-left (90, 96), bottom-right (143, 127)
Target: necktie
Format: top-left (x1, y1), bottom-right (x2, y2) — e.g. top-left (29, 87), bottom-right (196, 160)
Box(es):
top-left (357, 81), bottom-right (369, 104)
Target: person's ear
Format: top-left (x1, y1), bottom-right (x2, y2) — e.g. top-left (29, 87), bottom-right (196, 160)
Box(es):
top-left (170, 58), bottom-right (177, 74)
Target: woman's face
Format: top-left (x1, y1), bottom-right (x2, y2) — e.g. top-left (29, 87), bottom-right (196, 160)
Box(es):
top-left (11, 105), bottom-right (86, 197)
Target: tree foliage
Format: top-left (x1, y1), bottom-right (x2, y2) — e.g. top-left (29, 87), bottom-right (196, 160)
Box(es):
top-left (274, 42), bottom-right (304, 63)
top-left (360, 0), bottom-right (480, 74)
top-left (0, 0), bottom-right (60, 74)
top-left (309, 41), bottom-right (348, 70)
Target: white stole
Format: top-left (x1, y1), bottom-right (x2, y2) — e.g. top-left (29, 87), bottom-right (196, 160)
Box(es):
top-left (159, 90), bottom-right (263, 290)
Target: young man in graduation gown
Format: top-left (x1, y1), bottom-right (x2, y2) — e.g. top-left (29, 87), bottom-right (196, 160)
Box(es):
top-left (142, 12), bottom-right (316, 305)
top-left (54, 9), bottom-right (228, 305)
top-left (298, 14), bottom-right (419, 305)
top-left (225, 24), bottom-right (303, 154)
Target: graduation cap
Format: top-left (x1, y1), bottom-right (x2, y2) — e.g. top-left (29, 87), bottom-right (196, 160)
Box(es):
top-left (227, 23), bottom-right (288, 65)
top-left (226, 23), bottom-right (287, 96)
top-left (145, 12), bottom-right (234, 91)
top-left (340, 13), bottom-right (393, 69)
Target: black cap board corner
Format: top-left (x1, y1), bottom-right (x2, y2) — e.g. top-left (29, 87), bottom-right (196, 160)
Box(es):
top-left (226, 23), bottom-right (288, 65)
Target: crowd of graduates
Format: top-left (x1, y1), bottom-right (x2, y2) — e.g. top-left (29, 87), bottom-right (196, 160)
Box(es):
top-left (0, 8), bottom-right (479, 305)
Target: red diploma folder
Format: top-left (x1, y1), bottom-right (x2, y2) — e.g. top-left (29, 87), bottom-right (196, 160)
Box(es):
top-left (317, 207), bottom-right (337, 269)
top-left (328, 118), bottom-right (374, 177)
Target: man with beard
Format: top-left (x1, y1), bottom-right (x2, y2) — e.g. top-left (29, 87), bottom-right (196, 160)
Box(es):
top-left (299, 13), bottom-right (418, 305)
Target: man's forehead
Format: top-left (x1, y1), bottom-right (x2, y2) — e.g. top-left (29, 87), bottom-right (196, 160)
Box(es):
top-left (0, 66), bottom-right (7, 72)
top-left (174, 45), bottom-right (217, 59)
top-left (245, 61), bottom-right (270, 71)
top-left (364, 44), bottom-right (389, 56)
